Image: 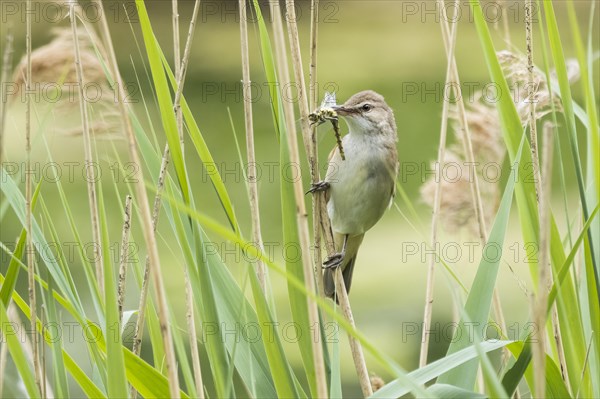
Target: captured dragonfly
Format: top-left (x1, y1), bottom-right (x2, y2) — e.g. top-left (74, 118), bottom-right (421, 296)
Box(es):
top-left (308, 92), bottom-right (345, 160)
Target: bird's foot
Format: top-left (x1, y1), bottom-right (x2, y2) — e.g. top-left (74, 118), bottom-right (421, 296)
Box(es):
top-left (323, 252), bottom-right (344, 269)
top-left (306, 181), bottom-right (330, 195)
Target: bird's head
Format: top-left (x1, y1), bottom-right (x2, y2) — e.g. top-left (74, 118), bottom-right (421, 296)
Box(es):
top-left (333, 90), bottom-right (396, 136)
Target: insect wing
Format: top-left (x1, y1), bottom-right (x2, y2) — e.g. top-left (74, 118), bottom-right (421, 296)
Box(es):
top-left (321, 91), bottom-right (337, 109)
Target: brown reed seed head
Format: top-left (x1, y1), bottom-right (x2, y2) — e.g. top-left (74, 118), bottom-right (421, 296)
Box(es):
top-left (420, 150), bottom-right (500, 233)
top-left (12, 28), bottom-right (105, 93)
top-left (11, 28), bottom-right (122, 137)
top-left (420, 50), bottom-right (578, 234)
top-left (370, 374), bottom-right (385, 392)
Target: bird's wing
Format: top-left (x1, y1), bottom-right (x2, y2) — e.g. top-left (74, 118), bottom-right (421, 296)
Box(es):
top-left (391, 160), bottom-right (399, 199)
top-left (323, 145), bottom-right (341, 204)
top-left (387, 154), bottom-right (399, 209)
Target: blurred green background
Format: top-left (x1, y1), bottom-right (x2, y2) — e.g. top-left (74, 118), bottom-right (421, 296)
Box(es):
top-left (1, 0), bottom-right (598, 396)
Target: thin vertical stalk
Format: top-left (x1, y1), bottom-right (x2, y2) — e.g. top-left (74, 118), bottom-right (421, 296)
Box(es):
top-left (184, 269), bottom-right (205, 399)
top-left (333, 270), bottom-right (372, 396)
top-left (171, 2), bottom-right (206, 395)
top-left (284, 1), bottom-right (373, 394)
top-left (438, 0), bottom-right (508, 348)
top-left (0, 336), bottom-right (7, 395)
top-left (131, 3), bottom-right (200, 396)
top-left (438, 1), bottom-right (488, 250)
top-left (40, 309), bottom-right (46, 399)
top-left (419, 0), bottom-right (459, 367)
top-left (500, 0), bottom-right (511, 46)
top-left (309, 0), bottom-right (324, 297)
top-left (70, 4), bottom-right (105, 295)
top-left (278, 2), bottom-right (328, 397)
top-left (118, 195), bottom-right (133, 324)
top-left (173, 0), bottom-right (201, 120)
top-left (130, 144), bottom-right (169, 399)
top-left (172, 0), bottom-right (181, 80)
top-left (552, 304), bottom-right (570, 391)
top-left (7, 304), bottom-right (53, 397)
top-left (172, 0), bottom-right (183, 148)
top-left (24, 0), bottom-right (41, 393)
top-left (534, 122), bottom-right (554, 397)
top-left (0, 30), bottom-right (14, 164)
top-left (534, 0), bottom-right (573, 382)
top-left (92, 1), bottom-right (180, 396)
top-left (175, 3), bottom-right (205, 393)
top-left (526, 0), bottom-right (547, 395)
top-left (526, 0), bottom-right (542, 204)
top-left (239, 0), bottom-right (266, 291)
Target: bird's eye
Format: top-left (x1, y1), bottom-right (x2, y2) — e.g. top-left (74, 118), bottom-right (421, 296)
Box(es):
top-left (362, 104), bottom-right (372, 112)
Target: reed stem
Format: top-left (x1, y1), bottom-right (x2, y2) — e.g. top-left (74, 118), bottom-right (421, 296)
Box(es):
top-left (25, 1), bottom-right (41, 394)
top-left (70, 5), bottom-right (104, 296)
top-left (117, 195), bottom-right (133, 324)
top-left (92, 1), bottom-right (181, 396)
top-left (0, 30), bottom-right (13, 165)
top-left (270, 1), bottom-right (328, 396)
top-left (420, 0), bottom-right (459, 367)
top-left (240, 0), bottom-right (267, 292)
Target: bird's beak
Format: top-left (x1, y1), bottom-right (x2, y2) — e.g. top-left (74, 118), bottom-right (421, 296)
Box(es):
top-left (332, 105), bottom-right (354, 116)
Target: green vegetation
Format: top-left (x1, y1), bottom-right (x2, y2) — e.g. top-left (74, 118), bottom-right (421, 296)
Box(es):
top-left (0, 1), bottom-right (597, 397)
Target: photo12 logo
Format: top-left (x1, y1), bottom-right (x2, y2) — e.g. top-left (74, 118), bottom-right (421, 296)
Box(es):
top-left (0, 1), bottom-right (140, 24)
top-left (199, 1), bottom-right (340, 24)
top-left (400, 1), bottom-right (539, 24)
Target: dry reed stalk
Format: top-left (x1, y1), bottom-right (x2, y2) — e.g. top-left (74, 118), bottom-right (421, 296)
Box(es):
top-left (130, 133), bottom-right (170, 399)
top-left (0, 335), bottom-right (7, 395)
top-left (500, 0), bottom-right (511, 47)
top-left (91, 1), bottom-right (181, 396)
top-left (171, 2), bottom-right (205, 395)
top-left (334, 270), bottom-right (372, 397)
top-left (309, 0), bottom-right (325, 297)
top-left (422, 0), bottom-right (512, 367)
top-left (419, 0), bottom-right (460, 368)
top-left (267, 1), bottom-right (327, 397)
top-left (533, 121), bottom-right (554, 398)
top-left (131, 3), bottom-right (201, 396)
top-left (525, 0), bottom-right (542, 204)
top-left (118, 195), bottom-right (133, 324)
top-left (7, 304), bottom-right (54, 397)
top-left (173, 0), bottom-right (201, 120)
top-left (40, 309), bottom-right (46, 398)
top-left (0, 31), bottom-right (13, 164)
top-left (70, 4), bottom-right (104, 295)
top-left (552, 304), bottom-right (569, 387)
top-left (239, 0), bottom-right (266, 291)
top-left (126, 157), bottom-right (176, 383)
top-left (284, 1), bottom-right (373, 394)
top-left (24, 0), bottom-right (41, 394)
top-left (184, 269), bottom-right (205, 399)
top-left (172, 0), bottom-right (184, 150)
top-left (438, 0), bottom-right (508, 347)
top-left (437, 3), bottom-right (488, 246)
top-left (172, 0), bottom-right (181, 91)
top-left (525, 1), bottom-right (546, 395)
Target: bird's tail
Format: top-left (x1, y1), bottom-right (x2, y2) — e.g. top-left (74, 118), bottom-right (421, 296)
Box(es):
top-left (323, 233), bottom-right (364, 302)
top-left (324, 256), bottom-right (357, 303)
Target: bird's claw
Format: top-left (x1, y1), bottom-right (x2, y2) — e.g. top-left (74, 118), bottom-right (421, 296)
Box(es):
top-left (323, 252), bottom-right (344, 269)
top-left (306, 181), bottom-right (330, 195)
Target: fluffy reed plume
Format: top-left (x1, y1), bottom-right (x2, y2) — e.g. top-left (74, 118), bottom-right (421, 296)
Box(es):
top-left (421, 50), bottom-right (578, 233)
top-left (370, 374), bottom-right (385, 392)
top-left (11, 28), bottom-right (121, 137)
top-left (498, 50), bottom-right (571, 122)
top-left (420, 148), bottom-right (501, 232)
